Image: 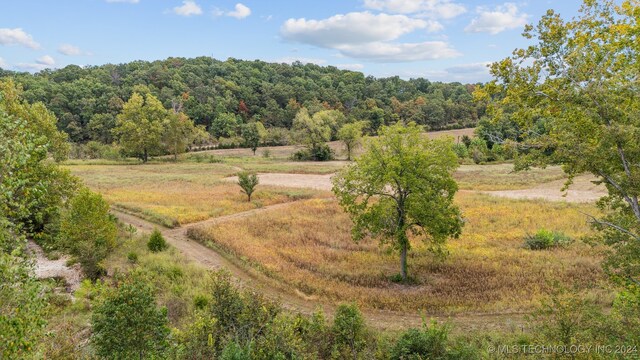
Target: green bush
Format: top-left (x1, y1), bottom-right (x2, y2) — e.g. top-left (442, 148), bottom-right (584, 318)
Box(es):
top-left (127, 252), bottom-right (138, 264)
top-left (524, 229), bottom-right (572, 250)
top-left (452, 143), bottom-right (469, 159)
top-left (332, 304), bottom-right (367, 359)
top-left (147, 229), bottom-right (168, 252)
top-left (292, 143), bottom-right (334, 161)
top-left (391, 322), bottom-right (450, 360)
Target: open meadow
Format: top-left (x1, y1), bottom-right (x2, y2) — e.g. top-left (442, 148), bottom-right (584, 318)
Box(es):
top-left (65, 143), bottom-right (611, 318)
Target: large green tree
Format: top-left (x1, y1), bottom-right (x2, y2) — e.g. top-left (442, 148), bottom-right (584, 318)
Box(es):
top-left (337, 121), bottom-right (367, 161)
top-left (163, 110), bottom-right (204, 161)
top-left (113, 92), bottom-right (167, 163)
top-left (332, 122), bottom-right (463, 281)
top-left (477, 0), bottom-right (640, 284)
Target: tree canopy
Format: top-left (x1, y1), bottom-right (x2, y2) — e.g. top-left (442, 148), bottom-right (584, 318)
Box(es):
top-left (332, 122), bottom-right (463, 281)
top-left (477, 0), bottom-right (640, 284)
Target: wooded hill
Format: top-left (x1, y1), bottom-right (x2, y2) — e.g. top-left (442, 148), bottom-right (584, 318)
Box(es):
top-left (0, 57), bottom-right (483, 144)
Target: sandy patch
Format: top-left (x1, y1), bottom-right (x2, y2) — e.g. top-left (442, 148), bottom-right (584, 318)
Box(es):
top-left (28, 241), bottom-right (82, 292)
top-left (481, 175), bottom-right (606, 203)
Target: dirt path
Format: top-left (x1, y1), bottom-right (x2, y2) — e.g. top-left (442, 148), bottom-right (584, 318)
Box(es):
top-left (113, 202), bottom-right (526, 332)
top-left (28, 240), bottom-right (82, 292)
top-left (223, 172), bottom-right (605, 203)
top-left (480, 175), bottom-right (606, 203)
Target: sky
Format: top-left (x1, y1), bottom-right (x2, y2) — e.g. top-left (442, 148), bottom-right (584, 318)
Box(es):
top-left (0, 0), bottom-right (583, 83)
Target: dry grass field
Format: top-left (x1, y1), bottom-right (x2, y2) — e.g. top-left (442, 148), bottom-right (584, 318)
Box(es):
top-left (66, 163), bottom-right (326, 227)
top-left (187, 193), bottom-right (609, 314)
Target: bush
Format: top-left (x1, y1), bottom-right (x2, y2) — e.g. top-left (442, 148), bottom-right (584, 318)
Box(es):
top-left (390, 321), bottom-right (450, 360)
top-left (452, 143), bottom-right (469, 159)
top-left (127, 252), bottom-right (138, 264)
top-left (147, 229), bottom-right (168, 252)
top-left (91, 275), bottom-right (170, 359)
top-left (292, 143), bottom-right (334, 161)
top-left (59, 188), bottom-right (117, 281)
top-left (524, 229), bottom-right (572, 250)
top-left (332, 304), bottom-right (367, 359)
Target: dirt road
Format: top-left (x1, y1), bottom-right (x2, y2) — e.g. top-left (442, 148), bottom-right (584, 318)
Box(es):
top-left (113, 202), bottom-right (527, 332)
top-left (223, 172), bottom-right (605, 203)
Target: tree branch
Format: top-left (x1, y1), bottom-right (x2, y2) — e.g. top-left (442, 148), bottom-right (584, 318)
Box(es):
top-left (580, 211), bottom-right (640, 241)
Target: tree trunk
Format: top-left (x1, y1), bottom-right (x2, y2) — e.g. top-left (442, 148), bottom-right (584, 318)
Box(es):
top-left (400, 241), bottom-right (408, 282)
top-left (143, 148), bottom-right (148, 163)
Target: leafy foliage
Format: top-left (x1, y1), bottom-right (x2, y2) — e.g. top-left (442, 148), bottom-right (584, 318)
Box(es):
top-left (237, 172), bottom-right (259, 202)
top-left (147, 229), bottom-right (168, 253)
top-left (332, 122), bottom-right (463, 281)
top-left (91, 274), bottom-right (170, 359)
top-left (337, 121), bottom-right (368, 160)
top-left (59, 188), bottom-right (117, 280)
top-left (478, 0), bottom-right (640, 285)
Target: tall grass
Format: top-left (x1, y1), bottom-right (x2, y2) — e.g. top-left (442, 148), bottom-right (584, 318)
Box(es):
top-left (188, 194), bottom-right (609, 313)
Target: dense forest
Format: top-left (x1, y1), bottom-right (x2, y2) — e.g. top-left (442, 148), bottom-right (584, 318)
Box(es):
top-left (0, 57), bottom-right (483, 144)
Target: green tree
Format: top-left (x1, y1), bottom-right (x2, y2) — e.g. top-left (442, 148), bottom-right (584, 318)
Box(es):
top-left (293, 108), bottom-right (334, 161)
top-left (337, 121), bottom-right (367, 161)
top-left (113, 92), bottom-right (167, 163)
top-left (163, 110), bottom-right (202, 161)
top-left (0, 221), bottom-right (47, 359)
top-left (211, 112), bottom-right (238, 139)
top-left (59, 188), bottom-right (117, 280)
top-left (92, 275), bottom-right (170, 359)
top-left (147, 228), bottom-right (168, 253)
top-left (238, 172), bottom-right (259, 202)
top-left (332, 122), bottom-right (463, 281)
top-left (477, 0), bottom-right (640, 284)
top-left (240, 121), bottom-right (266, 155)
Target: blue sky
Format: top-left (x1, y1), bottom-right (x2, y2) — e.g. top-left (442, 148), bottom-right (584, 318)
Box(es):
top-left (0, 0), bottom-right (582, 82)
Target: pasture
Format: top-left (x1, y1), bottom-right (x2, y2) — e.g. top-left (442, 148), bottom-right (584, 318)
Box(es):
top-left (66, 131), bottom-right (610, 320)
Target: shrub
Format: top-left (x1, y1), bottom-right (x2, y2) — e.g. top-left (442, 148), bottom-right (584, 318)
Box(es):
top-left (127, 252), bottom-right (138, 264)
top-left (390, 321), bottom-right (450, 360)
top-left (332, 304), bottom-right (367, 359)
top-left (292, 143), bottom-right (334, 161)
top-left (452, 143), bottom-right (469, 159)
top-left (524, 229), bottom-right (572, 250)
top-left (237, 172), bottom-right (259, 202)
top-left (59, 188), bottom-right (117, 281)
top-left (262, 149), bottom-right (271, 158)
top-left (147, 229), bottom-right (168, 252)
top-left (91, 275), bottom-right (170, 359)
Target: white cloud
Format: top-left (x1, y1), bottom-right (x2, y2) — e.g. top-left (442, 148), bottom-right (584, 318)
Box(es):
top-left (0, 28), bottom-right (40, 49)
top-left (336, 63), bottom-right (364, 71)
top-left (445, 62), bottom-right (491, 74)
top-left (281, 12), bottom-right (459, 62)
top-left (58, 43), bottom-right (91, 56)
top-left (338, 41), bottom-right (460, 62)
top-left (106, 0), bottom-right (140, 3)
top-left (363, 0), bottom-right (466, 19)
top-left (17, 55), bottom-right (56, 72)
top-left (0, 57), bottom-right (7, 68)
top-left (465, 3), bottom-right (528, 35)
top-left (227, 3), bottom-right (251, 19)
top-left (276, 57), bottom-right (327, 66)
top-left (36, 55), bottom-right (55, 66)
top-left (173, 0), bottom-right (202, 16)
top-left (282, 12), bottom-right (427, 47)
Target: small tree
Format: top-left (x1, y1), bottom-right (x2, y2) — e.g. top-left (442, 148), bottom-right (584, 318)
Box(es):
top-left (241, 122), bottom-right (266, 155)
top-left (163, 110), bottom-right (204, 161)
top-left (59, 188), bottom-right (117, 281)
top-left (238, 172), bottom-right (259, 202)
top-left (332, 122), bottom-right (463, 281)
top-left (337, 121), bottom-right (367, 161)
top-left (91, 275), bottom-right (170, 359)
top-left (147, 229), bottom-right (168, 252)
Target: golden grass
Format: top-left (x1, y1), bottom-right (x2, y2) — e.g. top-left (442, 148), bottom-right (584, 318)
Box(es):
top-left (66, 163), bottom-right (324, 226)
top-left (188, 193), bottom-right (609, 314)
top-left (454, 164), bottom-right (567, 191)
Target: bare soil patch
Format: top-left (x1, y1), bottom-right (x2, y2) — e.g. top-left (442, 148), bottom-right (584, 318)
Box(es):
top-left (28, 241), bottom-right (82, 292)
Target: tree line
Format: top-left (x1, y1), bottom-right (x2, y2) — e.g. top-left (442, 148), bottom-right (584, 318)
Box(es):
top-left (0, 57), bottom-right (483, 147)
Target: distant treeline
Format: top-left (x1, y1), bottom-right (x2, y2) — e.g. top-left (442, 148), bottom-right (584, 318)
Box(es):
top-left (0, 57), bottom-right (483, 144)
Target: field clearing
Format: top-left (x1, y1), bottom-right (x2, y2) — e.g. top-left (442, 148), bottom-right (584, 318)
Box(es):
top-left (66, 163), bottom-right (327, 226)
top-left (188, 194), bottom-right (609, 314)
top-left (195, 128), bottom-right (476, 160)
